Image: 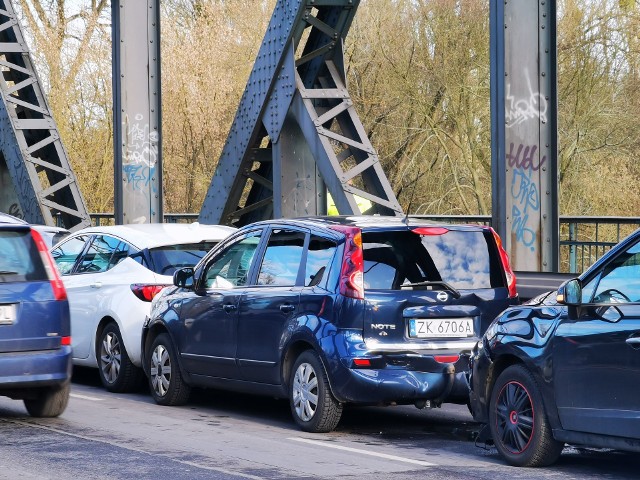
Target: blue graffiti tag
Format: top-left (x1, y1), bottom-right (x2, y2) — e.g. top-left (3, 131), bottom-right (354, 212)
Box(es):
top-left (508, 143), bottom-right (541, 251)
top-left (123, 164), bottom-right (154, 191)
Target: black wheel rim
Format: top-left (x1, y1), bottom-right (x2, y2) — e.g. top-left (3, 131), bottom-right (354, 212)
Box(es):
top-left (495, 380), bottom-right (535, 454)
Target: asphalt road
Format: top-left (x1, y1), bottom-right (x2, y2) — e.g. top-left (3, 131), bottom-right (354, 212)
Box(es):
top-left (0, 367), bottom-right (638, 480)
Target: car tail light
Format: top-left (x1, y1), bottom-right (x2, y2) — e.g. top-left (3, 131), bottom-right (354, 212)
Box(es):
top-left (434, 355), bottom-right (460, 364)
top-left (329, 225), bottom-right (364, 300)
top-left (130, 284), bottom-right (168, 302)
top-left (412, 227), bottom-right (449, 236)
top-left (31, 229), bottom-right (67, 301)
top-left (353, 358), bottom-right (372, 367)
top-left (489, 228), bottom-right (517, 298)
top-left (60, 336), bottom-right (72, 346)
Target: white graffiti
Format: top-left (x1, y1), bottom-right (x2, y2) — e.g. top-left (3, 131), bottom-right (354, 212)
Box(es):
top-left (505, 71), bottom-right (548, 129)
top-left (124, 113), bottom-right (159, 167)
top-left (123, 113), bottom-right (159, 194)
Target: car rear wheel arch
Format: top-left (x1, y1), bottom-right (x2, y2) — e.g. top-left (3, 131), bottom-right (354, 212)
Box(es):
top-left (282, 341), bottom-right (340, 398)
top-left (282, 341), bottom-right (316, 390)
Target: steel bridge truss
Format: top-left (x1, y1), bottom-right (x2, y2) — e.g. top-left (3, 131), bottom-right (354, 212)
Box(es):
top-left (0, 1), bottom-right (89, 229)
top-left (200, 0), bottom-right (403, 226)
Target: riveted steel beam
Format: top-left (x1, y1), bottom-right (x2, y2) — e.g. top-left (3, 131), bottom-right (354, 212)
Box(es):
top-left (491, 0), bottom-right (558, 272)
top-left (0, 1), bottom-right (90, 230)
top-left (200, 0), bottom-right (403, 226)
top-left (112, 0), bottom-right (162, 225)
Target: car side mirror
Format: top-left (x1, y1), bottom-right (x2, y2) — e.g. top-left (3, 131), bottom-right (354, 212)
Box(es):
top-left (173, 267), bottom-right (195, 289)
top-left (557, 278), bottom-right (581, 306)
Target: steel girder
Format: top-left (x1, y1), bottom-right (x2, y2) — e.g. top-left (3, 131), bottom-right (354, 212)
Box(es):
top-left (0, 1), bottom-right (90, 230)
top-left (491, 0), bottom-right (559, 271)
top-left (199, 0), bottom-right (403, 226)
top-left (112, 0), bottom-right (163, 225)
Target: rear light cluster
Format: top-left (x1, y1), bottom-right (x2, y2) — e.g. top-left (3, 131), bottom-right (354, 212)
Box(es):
top-left (329, 225), bottom-right (365, 300)
top-left (490, 228), bottom-right (517, 298)
top-left (130, 284), bottom-right (168, 302)
top-left (31, 229), bottom-right (67, 301)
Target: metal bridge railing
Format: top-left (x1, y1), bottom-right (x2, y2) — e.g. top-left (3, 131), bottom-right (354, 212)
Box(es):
top-left (88, 213), bottom-right (640, 274)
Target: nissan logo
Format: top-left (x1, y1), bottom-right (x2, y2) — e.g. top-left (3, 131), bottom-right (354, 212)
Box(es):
top-left (437, 291), bottom-right (449, 302)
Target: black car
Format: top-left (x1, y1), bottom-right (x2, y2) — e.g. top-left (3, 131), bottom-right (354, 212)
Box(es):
top-left (470, 229), bottom-right (640, 467)
top-left (142, 216), bottom-right (517, 432)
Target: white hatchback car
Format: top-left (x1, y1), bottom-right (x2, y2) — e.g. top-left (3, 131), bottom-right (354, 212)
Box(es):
top-left (51, 222), bottom-right (235, 392)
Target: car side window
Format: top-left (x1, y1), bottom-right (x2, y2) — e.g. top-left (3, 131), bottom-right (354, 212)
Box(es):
top-left (108, 241), bottom-right (131, 269)
top-left (51, 234), bottom-right (89, 275)
top-left (203, 232), bottom-right (261, 288)
top-left (257, 229), bottom-right (306, 286)
top-left (586, 241), bottom-right (640, 303)
top-left (304, 235), bottom-right (337, 287)
top-left (76, 235), bottom-right (122, 274)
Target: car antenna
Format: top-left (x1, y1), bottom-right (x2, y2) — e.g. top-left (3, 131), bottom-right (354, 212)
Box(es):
top-left (403, 163), bottom-right (422, 226)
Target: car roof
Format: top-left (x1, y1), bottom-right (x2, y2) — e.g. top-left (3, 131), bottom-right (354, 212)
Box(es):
top-left (0, 212), bottom-right (28, 227)
top-left (67, 223), bottom-right (237, 249)
top-left (245, 215), bottom-right (489, 232)
top-left (31, 225), bottom-right (70, 234)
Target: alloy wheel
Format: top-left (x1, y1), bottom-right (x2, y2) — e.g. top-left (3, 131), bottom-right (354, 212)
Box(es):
top-left (292, 362), bottom-right (319, 421)
top-left (99, 332), bottom-right (122, 384)
top-left (150, 344), bottom-right (171, 397)
top-left (495, 380), bottom-right (535, 454)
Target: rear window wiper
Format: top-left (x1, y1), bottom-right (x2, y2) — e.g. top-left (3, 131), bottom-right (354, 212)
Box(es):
top-left (400, 280), bottom-right (461, 298)
top-left (0, 270), bottom-right (18, 275)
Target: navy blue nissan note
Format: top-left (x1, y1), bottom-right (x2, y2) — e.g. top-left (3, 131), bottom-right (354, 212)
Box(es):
top-left (142, 216), bottom-right (517, 432)
top-left (0, 213), bottom-right (72, 417)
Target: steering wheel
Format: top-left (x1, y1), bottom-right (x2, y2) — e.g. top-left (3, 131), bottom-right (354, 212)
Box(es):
top-left (596, 288), bottom-right (631, 303)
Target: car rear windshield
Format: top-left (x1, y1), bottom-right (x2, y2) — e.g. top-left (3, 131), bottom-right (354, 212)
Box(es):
top-left (0, 230), bottom-right (47, 283)
top-left (362, 229), bottom-right (504, 290)
top-left (148, 241), bottom-right (219, 276)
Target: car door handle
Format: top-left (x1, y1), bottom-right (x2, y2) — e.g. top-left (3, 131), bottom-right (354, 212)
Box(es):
top-left (626, 337), bottom-right (640, 349)
top-left (223, 304), bottom-right (237, 313)
top-left (91, 282), bottom-right (102, 289)
top-left (279, 304), bottom-right (295, 313)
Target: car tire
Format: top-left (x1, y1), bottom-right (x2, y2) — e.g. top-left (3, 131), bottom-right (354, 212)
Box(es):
top-left (289, 350), bottom-right (342, 433)
top-left (97, 322), bottom-right (143, 393)
top-left (148, 333), bottom-right (191, 406)
top-left (488, 364), bottom-right (564, 467)
top-left (23, 383), bottom-right (70, 418)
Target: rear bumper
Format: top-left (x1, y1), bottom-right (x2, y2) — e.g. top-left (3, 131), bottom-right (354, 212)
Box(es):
top-left (0, 346), bottom-right (72, 392)
top-left (331, 366), bottom-right (470, 405)
top-left (323, 331), bottom-right (472, 405)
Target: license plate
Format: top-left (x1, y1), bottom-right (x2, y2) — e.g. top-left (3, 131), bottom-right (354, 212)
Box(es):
top-left (409, 318), bottom-right (474, 338)
top-left (0, 303), bottom-right (17, 325)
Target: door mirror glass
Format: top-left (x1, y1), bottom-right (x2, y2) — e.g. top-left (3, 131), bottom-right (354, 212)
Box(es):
top-left (173, 267), bottom-right (195, 289)
top-left (558, 279), bottom-right (581, 305)
top-left (596, 305), bottom-right (622, 323)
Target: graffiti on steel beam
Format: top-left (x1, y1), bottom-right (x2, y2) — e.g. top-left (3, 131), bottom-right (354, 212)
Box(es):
top-left (123, 113), bottom-right (158, 203)
top-left (508, 142), bottom-right (544, 251)
top-left (505, 72), bottom-right (547, 129)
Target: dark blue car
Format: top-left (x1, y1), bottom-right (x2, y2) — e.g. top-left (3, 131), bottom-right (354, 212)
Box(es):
top-left (142, 216), bottom-right (517, 432)
top-left (0, 213), bottom-right (72, 417)
top-left (470, 228), bottom-right (640, 467)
